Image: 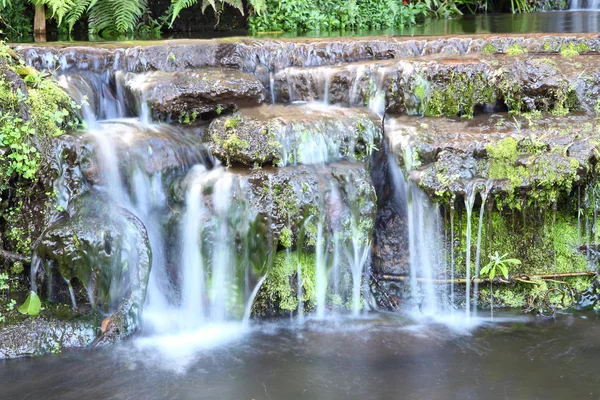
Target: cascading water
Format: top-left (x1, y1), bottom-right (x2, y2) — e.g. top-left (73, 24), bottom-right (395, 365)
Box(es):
top-left (570, 0), bottom-right (600, 10)
top-left (46, 61), bottom-right (377, 353)
top-left (386, 145), bottom-right (445, 316)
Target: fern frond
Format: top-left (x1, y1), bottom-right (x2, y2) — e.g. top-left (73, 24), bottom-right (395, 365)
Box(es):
top-left (40, 0), bottom-right (76, 25)
top-left (89, 0), bottom-right (146, 34)
top-left (114, 0), bottom-right (146, 33)
top-left (385, 0), bottom-right (400, 18)
top-left (224, 0), bottom-right (244, 15)
top-left (170, 0), bottom-right (198, 25)
top-left (248, 0), bottom-right (266, 15)
top-left (201, 0), bottom-right (217, 13)
top-left (65, 0), bottom-right (93, 32)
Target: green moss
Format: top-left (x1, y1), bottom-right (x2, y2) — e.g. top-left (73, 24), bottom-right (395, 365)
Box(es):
top-left (254, 251), bottom-right (316, 314)
top-left (224, 115), bottom-right (242, 130)
top-left (485, 136), bottom-right (579, 208)
top-left (483, 44), bottom-right (497, 54)
top-left (560, 42), bottom-right (589, 57)
top-left (279, 226), bottom-right (293, 248)
top-left (506, 43), bottom-right (527, 56)
top-left (543, 42), bottom-right (552, 52)
top-left (422, 72), bottom-right (494, 118)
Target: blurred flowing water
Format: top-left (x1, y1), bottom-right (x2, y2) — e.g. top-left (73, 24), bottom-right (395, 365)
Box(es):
top-left (2, 311), bottom-right (600, 399)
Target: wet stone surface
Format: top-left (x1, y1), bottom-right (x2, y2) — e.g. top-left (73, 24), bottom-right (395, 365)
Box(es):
top-left (204, 103), bottom-right (382, 167)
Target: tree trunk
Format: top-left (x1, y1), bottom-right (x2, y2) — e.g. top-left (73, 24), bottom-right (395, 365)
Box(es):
top-left (34, 4), bottom-right (46, 42)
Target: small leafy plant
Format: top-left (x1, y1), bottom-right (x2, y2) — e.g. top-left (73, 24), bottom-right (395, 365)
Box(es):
top-left (18, 291), bottom-right (41, 317)
top-left (481, 251), bottom-right (521, 280)
top-left (481, 251), bottom-right (521, 317)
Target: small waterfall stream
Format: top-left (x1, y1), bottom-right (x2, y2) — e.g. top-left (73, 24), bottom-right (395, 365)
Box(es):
top-left (46, 64), bottom-right (378, 352)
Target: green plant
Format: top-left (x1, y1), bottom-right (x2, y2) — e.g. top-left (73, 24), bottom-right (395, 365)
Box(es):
top-left (506, 43), bottom-right (527, 56)
top-left (483, 44), bottom-right (497, 54)
top-left (0, 0), bottom-right (149, 38)
top-left (18, 291), bottom-right (41, 316)
top-left (481, 251), bottom-right (521, 280)
top-left (480, 251), bottom-right (521, 315)
top-left (170, 0), bottom-right (249, 28)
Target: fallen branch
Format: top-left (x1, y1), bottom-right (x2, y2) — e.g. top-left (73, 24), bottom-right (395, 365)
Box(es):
top-left (378, 271), bottom-right (597, 285)
top-left (0, 248), bottom-right (31, 264)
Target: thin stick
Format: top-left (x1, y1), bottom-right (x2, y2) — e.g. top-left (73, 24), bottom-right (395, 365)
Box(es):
top-left (378, 271), bottom-right (597, 285)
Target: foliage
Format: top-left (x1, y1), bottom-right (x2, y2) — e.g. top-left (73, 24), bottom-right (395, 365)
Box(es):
top-left (0, 0), bottom-right (150, 38)
top-left (423, 0), bottom-right (462, 19)
top-left (480, 251), bottom-right (521, 280)
top-left (0, 0), bottom-right (32, 39)
top-left (170, 0), bottom-right (245, 27)
top-left (18, 291), bottom-right (41, 316)
top-left (247, 0), bottom-right (427, 32)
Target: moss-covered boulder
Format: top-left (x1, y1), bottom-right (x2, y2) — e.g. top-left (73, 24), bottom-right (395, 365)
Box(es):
top-left (34, 193), bottom-right (152, 341)
top-left (120, 69), bottom-right (265, 121)
top-left (205, 104), bottom-right (382, 167)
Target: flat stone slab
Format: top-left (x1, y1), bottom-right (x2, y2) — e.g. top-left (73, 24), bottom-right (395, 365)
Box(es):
top-left (16, 34), bottom-right (600, 73)
top-left (274, 52), bottom-right (600, 116)
top-left (204, 103), bottom-right (382, 167)
top-left (386, 113), bottom-right (600, 202)
top-left (121, 69), bottom-right (265, 120)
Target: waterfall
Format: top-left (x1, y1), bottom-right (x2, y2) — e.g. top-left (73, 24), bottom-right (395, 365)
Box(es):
top-left (570, 0), bottom-right (600, 10)
top-left (387, 151), bottom-right (445, 316)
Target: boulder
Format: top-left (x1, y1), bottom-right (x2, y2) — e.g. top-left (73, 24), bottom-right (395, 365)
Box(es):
top-left (34, 193), bottom-right (152, 340)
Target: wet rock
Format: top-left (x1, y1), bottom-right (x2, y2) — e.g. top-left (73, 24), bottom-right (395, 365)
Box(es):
top-left (204, 104), bottom-right (382, 167)
top-left (0, 313), bottom-right (98, 359)
top-left (386, 114), bottom-right (599, 204)
top-left (17, 34), bottom-right (600, 73)
top-left (34, 193), bottom-right (152, 339)
top-left (121, 69), bottom-right (265, 120)
top-left (244, 162), bottom-right (376, 247)
top-left (371, 150), bottom-right (409, 276)
top-left (273, 53), bottom-right (600, 117)
top-left (79, 120), bottom-right (213, 186)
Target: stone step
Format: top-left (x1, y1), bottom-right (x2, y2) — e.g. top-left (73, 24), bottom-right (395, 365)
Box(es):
top-left (385, 113), bottom-right (599, 206)
top-left (119, 69), bottom-right (266, 120)
top-left (204, 103), bottom-right (382, 167)
top-left (272, 52), bottom-right (600, 116)
top-left (16, 34), bottom-right (600, 74)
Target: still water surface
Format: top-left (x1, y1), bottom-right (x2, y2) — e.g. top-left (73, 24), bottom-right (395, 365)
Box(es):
top-left (1, 311), bottom-right (599, 399)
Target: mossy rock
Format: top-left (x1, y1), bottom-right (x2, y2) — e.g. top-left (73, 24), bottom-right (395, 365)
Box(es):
top-left (205, 104), bottom-right (382, 167)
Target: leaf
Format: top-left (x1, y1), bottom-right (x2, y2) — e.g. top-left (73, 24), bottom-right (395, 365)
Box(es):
top-left (489, 267), bottom-right (496, 280)
top-left (499, 264), bottom-right (509, 279)
top-left (18, 291), bottom-right (41, 317)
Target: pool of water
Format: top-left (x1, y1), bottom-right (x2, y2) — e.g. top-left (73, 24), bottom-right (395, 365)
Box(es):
top-left (2, 310), bottom-right (599, 399)
top-left (260, 11), bottom-right (600, 38)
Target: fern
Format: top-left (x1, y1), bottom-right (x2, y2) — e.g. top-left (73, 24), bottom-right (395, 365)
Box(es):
top-left (38, 0), bottom-right (76, 26)
top-left (171, 0), bottom-right (198, 25)
top-left (65, 0), bottom-right (92, 32)
top-left (248, 0), bottom-right (266, 15)
top-left (89, 0), bottom-right (146, 35)
top-left (170, 0), bottom-right (244, 26)
top-left (385, 0), bottom-right (400, 18)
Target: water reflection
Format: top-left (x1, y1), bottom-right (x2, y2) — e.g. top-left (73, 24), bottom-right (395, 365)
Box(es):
top-left (11, 11), bottom-right (600, 43)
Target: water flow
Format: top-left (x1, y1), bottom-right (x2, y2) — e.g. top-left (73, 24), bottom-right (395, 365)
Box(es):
top-left (388, 149), bottom-right (444, 316)
top-left (570, 0), bottom-right (600, 10)
top-left (463, 187), bottom-right (476, 319)
top-left (473, 183), bottom-right (491, 317)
